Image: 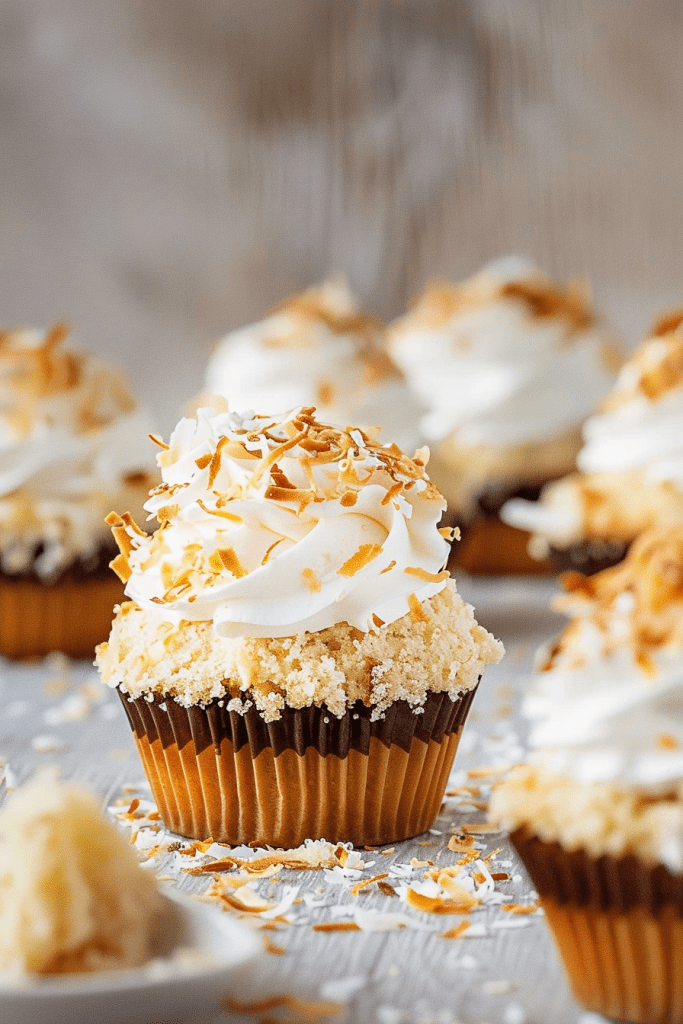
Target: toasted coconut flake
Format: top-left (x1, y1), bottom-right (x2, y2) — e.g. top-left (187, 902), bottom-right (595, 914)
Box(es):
top-left (405, 888), bottom-right (477, 915)
top-left (340, 491), bottom-right (358, 507)
top-left (157, 504), bottom-right (179, 522)
top-left (149, 433), bottom-right (169, 450)
top-left (185, 841), bottom-right (357, 876)
top-left (501, 900), bottom-right (541, 915)
top-left (467, 766), bottom-right (512, 779)
top-left (380, 560), bottom-right (397, 575)
top-left (435, 873), bottom-right (480, 909)
top-left (302, 568), bottom-right (322, 594)
top-left (207, 435), bottom-right (229, 488)
top-left (196, 498), bottom-right (243, 523)
top-left (195, 453), bottom-right (212, 469)
top-left (439, 921), bottom-right (470, 940)
top-left (377, 881), bottom-right (396, 896)
top-left (658, 733), bottom-right (680, 750)
top-left (210, 885), bottom-right (273, 915)
top-left (224, 993), bottom-right (343, 1018)
top-left (337, 543), bottom-right (383, 578)
top-left (217, 548), bottom-right (248, 578)
top-left (408, 593), bottom-right (427, 622)
top-left (447, 835), bottom-right (476, 853)
top-left (110, 553), bottom-right (131, 583)
top-left (265, 485), bottom-right (315, 504)
top-left (404, 567), bottom-right (450, 584)
top-left (350, 873), bottom-right (389, 896)
top-left (461, 823), bottom-right (499, 835)
top-left (312, 922), bottom-right (362, 933)
top-left (381, 482), bottom-right (404, 506)
top-left (263, 937), bottom-right (286, 956)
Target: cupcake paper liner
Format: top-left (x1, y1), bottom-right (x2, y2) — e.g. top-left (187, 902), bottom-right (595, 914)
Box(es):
top-left (512, 830), bottom-right (683, 1024)
top-left (118, 686), bottom-right (478, 848)
top-left (0, 570), bottom-right (124, 659)
top-left (451, 515), bottom-right (552, 576)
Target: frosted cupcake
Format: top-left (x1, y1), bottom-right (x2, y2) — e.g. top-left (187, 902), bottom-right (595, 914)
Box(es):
top-left (204, 277), bottom-right (423, 456)
top-left (491, 526), bottom-right (683, 1024)
top-left (97, 404), bottom-right (503, 847)
top-left (503, 310), bottom-right (683, 573)
top-left (0, 324), bottom-right (157, 657)
top-left (387, 257), bottom-right (621, 573)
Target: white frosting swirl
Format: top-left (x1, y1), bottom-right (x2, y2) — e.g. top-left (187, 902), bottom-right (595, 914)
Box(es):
top-left (0, 325), bottom-right (157, 578)
top-left (387, 256), bottom-right (618, 447)
top-left (204, 278), bottom-right (423, 456)
top-left (118, 406), bottom-right (451, 639)
top-left (525, 529), bottom-right (683, 793)
top-left (527, 641), bottom-right (683, 790)
top-left (501, 323), bottom-right (683, 546)
top-left (578, 339), bottom-right (683, 485)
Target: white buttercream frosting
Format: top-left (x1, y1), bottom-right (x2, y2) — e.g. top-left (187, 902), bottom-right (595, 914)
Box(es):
top-left (578, 330), bottom-right (683, 484)
top-left (0, 324), bottom-right (158, 579)
top-left (112, 404), bottom-right (452, 639)
top-left (525, 527), bottom-right (683, 793)
top-left (387, 256), bottom-right (619, 448)
top-left (205, 278), bottom-right (423, 456)
top-left (501, 313), bottom-right (683, 549)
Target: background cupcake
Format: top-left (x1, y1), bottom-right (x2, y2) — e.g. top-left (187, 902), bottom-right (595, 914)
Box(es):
top-left (97, 404), bottom-right (503, 848)
top-left (387, 256), bottom-right (622, 573)
top-left (203, 277), bottom-right (423, 457)
top-left (503, 310), bottom-right (683, 574)
top-left (491, 525), bottom-right (683, 1024)
top-left (0, 323), bottom-right (157, 658)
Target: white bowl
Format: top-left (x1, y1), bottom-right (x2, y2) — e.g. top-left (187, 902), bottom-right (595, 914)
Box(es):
top-left (0, 890), bottom-right (262, 1024)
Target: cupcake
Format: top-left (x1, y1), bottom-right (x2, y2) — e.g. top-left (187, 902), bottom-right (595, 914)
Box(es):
top-left (502, 310), bottom-right (683, 574)
top-left (0, 323), bottom-right (157, 658)
top-left (97, 404), bottom-right (503, 847)
top-left (387, 256), bottom-right (621, 573)
top-left (491, 526), bottom-right (683, 1024)
top-left (203, 277), bottom-right (423, 456)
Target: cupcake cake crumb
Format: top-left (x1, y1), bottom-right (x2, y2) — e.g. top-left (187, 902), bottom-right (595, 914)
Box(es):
top-left (98, 581), bottom-right (500, 722)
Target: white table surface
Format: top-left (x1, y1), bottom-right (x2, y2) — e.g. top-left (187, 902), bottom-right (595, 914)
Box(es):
top-left (0, 576), bottom-right (602, 1024)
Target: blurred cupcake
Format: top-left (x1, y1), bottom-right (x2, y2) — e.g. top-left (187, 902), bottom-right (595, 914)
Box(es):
top-left (503, 311), bottom-right (683, 574)
top-left (0, 324), bottom-right (157, 658)
top-left (491, 526), bottom-right (683, 1024)
top-left (203, 277), bottom-right (423, 456)
top-left (387, 257), bottom-right (621, 573)
top-left (97, 404), bottom-right (503, 848)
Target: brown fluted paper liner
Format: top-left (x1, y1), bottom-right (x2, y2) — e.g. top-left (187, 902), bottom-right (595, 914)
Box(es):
top-left (512, 830), bottom-right (683, 1024)
top-left (0, 571), bottom-right (124, 659)
top-left (451, 516), bottom-right (553, 576)
top-left (118, 687), bottom-right (478, 847)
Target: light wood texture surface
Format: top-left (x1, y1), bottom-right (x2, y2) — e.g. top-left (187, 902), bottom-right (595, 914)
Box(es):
top-left (1, 2), bottom-right (683, 432)
top-left (0, 576), bottom-right (599, 1024)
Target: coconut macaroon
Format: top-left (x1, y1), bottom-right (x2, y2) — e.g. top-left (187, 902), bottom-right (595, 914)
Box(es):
top-left (491, 526), bottom-right (683, 1024)
top-left (0, 776), bottom-right (164, 975)
top-left (202, 277), bottom-right (423, 456)
top-left (97, 404), bottom-right (502, 848)
top-left (387, 257), bottom-right (621, 573)
top-left (503, 309), bottom-right (683, 573)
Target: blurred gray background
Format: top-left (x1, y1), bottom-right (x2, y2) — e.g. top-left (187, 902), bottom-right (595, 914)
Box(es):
top-left (1, 0), bottom-right (682, 429)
